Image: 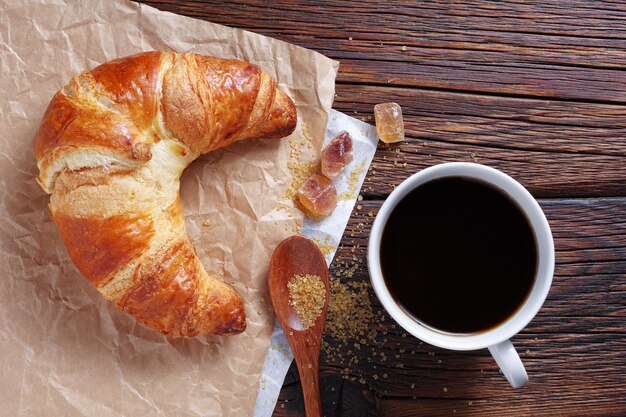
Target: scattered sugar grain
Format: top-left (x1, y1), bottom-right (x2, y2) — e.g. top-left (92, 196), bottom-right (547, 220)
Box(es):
top-left (312, 235), bottom-right (335, 257)
top-left (337, 160), bottom-right (367, 201)
top-left (301, 121), bottom-right (313, 141)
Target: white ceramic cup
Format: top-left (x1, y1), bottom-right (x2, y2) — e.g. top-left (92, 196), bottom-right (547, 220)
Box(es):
top-left (368, 162), bottom-right (554, 388)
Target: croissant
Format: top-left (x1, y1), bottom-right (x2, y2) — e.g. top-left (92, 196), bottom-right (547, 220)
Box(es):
top-left (34, 52), bottom-right (297, 337)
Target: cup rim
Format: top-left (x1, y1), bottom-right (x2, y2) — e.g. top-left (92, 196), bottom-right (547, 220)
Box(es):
top-left (368, 162), bottom-right (554, 351)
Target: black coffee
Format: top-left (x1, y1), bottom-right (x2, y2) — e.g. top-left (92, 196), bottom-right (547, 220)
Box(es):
top-left (380, 176), bottom-right (537, 334)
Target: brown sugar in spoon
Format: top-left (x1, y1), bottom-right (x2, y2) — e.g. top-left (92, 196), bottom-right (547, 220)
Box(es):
top-left (268, 236), bottom-right (330, 417)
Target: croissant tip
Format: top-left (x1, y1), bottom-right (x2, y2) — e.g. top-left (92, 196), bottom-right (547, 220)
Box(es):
top-left (258, 88), bottom-right (297, 140)
top-left (217, 307), bottom-right (247, 335)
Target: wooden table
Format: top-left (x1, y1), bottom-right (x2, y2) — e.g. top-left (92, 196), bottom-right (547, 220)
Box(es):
top-left (143, 2), bottom-right (626, 415)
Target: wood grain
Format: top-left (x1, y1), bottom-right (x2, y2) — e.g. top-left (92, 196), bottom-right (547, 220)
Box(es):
top-left (335, 85), bottom-right (626, 156)
top-left (334, 87), bottom-right (626, 199)
top-left (137, 1), bottom-right (626, 416)
top-left (359, 140), bottom-right (626, 198)
top-left (144, 0), bottom-right (626, 103)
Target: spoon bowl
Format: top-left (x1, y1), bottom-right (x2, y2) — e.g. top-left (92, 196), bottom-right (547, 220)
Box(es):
top-left (268, 236), bottom-right (329, 417)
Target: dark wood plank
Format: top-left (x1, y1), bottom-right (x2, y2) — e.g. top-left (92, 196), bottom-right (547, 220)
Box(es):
top-left (336, 57), bottom-right (626, 104)
top-left (144, 1), bottom-right (626, 32)
top-left (377, 395), bottom-right (626, 417)
top-left (273, 197), bottom-right (626, 416)
top-left (361, 141), bottom-right (626, 198)
top-left (335, 85), bottom-right (626, 157)
top-left (143, 1), bottom-right (626, 55)
top-left (143, 0), bottom-right (626, 103)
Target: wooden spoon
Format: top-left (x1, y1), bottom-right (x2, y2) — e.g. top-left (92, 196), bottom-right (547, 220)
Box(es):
top-left (268, 235), bottom-right (330, 417)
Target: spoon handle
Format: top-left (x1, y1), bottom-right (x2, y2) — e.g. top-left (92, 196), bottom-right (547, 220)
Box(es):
top-left (295, 353), bottom-right (322, 417)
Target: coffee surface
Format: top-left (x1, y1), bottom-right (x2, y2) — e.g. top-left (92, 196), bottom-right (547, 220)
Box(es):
top-left (380, 176), bottom-right (537, 334)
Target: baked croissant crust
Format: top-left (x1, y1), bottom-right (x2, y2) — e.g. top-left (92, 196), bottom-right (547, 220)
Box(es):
top-left (34, 52), bottom-right (297, 337)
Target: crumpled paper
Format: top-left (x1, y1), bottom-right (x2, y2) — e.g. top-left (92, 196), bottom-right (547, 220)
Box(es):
top-left (0, 1), bottom-right (340, 416)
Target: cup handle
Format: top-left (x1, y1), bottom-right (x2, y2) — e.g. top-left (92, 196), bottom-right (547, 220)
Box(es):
top-left (488, 340), bottom-right (528, 388)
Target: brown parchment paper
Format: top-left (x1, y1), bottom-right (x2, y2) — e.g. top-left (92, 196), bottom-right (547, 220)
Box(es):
top-left (0, 1), bottom-right (339, 415)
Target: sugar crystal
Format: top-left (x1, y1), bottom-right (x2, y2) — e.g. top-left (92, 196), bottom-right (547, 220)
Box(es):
top-left (321, 130), bottom-right (353, 179)
top-left (296, 174), bottom-right (337, 220)
top-left (374, 102), bottom-right (404, 143)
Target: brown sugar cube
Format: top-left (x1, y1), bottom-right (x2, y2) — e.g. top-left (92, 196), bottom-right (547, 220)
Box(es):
top-left (321, 130), bottom-right (353, 180)
top-left (374, 102), bottom-right (405, 143)
top-left (296, 174), bottom-right (337, 221)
